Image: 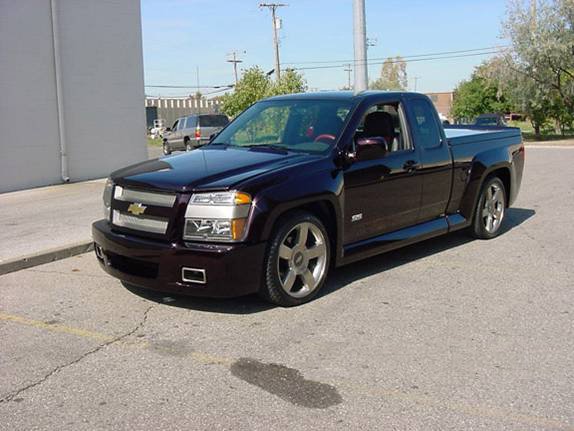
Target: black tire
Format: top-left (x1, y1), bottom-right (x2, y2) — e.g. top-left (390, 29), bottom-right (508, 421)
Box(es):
top-left (470, 176), bottom-right (506, 239)
top-left (162, 141), bottom-right (171, 155)
top-left (259, 211), bottom-right (331, 307)
top-left (185, 138), bottom-right (193, 151)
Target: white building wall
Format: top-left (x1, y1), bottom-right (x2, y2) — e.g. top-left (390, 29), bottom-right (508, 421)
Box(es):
top-left (0, 0), bottom-right (62, 191)
top-left (0, 0), bottom-right (147, 193)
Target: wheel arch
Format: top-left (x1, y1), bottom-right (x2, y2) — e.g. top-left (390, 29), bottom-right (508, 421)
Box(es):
top-left (464, 163), bottom-right (512, 223)
top-left (486, 166), bottom-right (511, 207)
top-left (259, 196), bottom-right (342, 266)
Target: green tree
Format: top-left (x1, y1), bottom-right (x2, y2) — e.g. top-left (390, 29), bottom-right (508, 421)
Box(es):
top-left (221, 67), bottom-right (306, 118)
top-left (501, 0), bottom-right (574, 134)
top-left (220, 67), bottom-right (271, 118)
top-left (268, 68), bottom-right (308, 96)
top-left (370, 57), bottom-right (407, 91)
top-left (451, 62), bottom-right (513, 122)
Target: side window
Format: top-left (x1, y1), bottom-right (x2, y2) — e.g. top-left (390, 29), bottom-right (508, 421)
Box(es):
top-left (409, 99), bottom-right (441, 149)
top-left (171, 120), bottom-right (179, 131)
top-left (185, 117), bottom-right (197, 129)
top-left (356, 102), bottom-right (411, 152)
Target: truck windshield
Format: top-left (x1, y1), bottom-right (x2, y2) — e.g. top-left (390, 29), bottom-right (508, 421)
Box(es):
top-left (211, 99), bottom-right (353, 154)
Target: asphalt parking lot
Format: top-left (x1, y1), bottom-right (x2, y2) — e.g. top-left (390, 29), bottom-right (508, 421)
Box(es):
top-left (1, 146), bottom-right (573, 430)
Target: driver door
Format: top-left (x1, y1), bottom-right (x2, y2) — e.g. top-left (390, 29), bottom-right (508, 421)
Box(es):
top-left (343, 102), bottom-right (423, 244)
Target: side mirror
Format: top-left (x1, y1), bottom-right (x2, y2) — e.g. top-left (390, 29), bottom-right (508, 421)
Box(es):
top-left (354, 136), bottom-right (388, 161)
top-left (165, 127), bottom-right (171, 132)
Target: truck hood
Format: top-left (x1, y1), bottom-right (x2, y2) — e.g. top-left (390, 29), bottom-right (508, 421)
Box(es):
top-left (111, 146), bottom-right (311, 192)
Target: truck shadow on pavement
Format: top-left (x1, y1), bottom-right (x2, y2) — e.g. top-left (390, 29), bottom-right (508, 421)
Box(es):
top-left (125, 207), bottom-right (535, 314)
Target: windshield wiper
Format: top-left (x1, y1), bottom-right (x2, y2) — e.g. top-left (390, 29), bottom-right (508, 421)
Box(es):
top-left (243, 143), bottom-right (289, 153)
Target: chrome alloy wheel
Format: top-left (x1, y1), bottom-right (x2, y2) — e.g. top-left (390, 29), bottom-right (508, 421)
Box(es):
top-left (277, 222), bottom-right (328, 299)
top-left (482, 182), bottom-right (505, 234)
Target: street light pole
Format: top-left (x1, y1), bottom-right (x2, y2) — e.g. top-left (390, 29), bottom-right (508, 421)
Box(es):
top-left (260, 3), bottom-right (287, 81)
top-left (353, 0), bottom-right (368, 92)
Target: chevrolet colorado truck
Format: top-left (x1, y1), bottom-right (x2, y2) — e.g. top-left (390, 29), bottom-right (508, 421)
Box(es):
top-left (93, 92), bottom-right (525, 306)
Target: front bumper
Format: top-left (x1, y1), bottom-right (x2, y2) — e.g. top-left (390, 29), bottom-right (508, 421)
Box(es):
top-left (92, 220), bottom-right (266, 298)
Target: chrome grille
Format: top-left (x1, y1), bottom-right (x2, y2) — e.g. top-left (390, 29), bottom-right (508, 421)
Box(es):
top-left (112, 210), bottom-right (169, 234)
top-left (114, 186), bottom-right (176, 207)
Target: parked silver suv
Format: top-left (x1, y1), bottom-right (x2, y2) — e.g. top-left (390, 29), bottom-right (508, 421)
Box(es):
top-left (162, 114), bottom-right (229, 155)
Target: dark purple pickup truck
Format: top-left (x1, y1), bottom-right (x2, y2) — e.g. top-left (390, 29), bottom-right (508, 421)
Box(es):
top-left (93, 92), bottom-right (524, 306)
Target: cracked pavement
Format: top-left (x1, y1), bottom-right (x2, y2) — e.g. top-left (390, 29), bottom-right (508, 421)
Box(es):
top-left (0, 147), bottom-right (572, 430)
top-left (0, 305), bottom-right (155, 404)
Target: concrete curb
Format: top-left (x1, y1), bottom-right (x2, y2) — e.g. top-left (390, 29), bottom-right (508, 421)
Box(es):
top-left (0, 241), bottom-right (93, 276)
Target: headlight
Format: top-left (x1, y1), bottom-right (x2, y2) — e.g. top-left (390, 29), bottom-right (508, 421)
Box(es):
top-left (183, 191), bottom-right (251, 242)
top-left (103, 178), bottom-right (114, 220)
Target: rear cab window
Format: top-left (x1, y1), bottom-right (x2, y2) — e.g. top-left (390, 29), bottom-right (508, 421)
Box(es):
top-left (199, 115), bottom-right (229, 128)
top-left (407, 98), bottom-right (442, 149)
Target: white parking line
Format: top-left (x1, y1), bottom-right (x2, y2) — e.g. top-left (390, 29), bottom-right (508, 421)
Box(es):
top-left (525, 145), bottom-right (574, 149)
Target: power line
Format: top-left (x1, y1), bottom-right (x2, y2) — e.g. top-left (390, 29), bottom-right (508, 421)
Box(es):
top-left (291, 50), bottom-right (503, 71)
top-left (144, 84), bottom-right (233, 89)
top-left (204, 86), bottom-right (235, 96)
top-left (145, 46), bottom-right (507, 90)
top-left (283, 45), bottom-right (508, 66)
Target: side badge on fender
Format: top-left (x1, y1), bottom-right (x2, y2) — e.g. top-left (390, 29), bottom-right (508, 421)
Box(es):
top-left (351, 213), bottom-right (363, 222)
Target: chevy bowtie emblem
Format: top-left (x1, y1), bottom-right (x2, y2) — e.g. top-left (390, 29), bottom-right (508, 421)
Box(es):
top-left (127, 203), bottom-right (147, 216)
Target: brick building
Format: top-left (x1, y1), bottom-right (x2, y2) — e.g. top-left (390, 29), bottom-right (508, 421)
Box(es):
top-left (425, 92), bottom-right (454, 120)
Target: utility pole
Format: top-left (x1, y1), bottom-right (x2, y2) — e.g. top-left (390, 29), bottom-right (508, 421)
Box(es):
top-left (344, 64), bottom-right (352, 90)
top-left (196, 66), bottom-right (201, 114)
top-left (413, 76), bottom-right (421, 92)
top-left (353, 0), bottom-right (368, 92)
top-left (259, 3), bottom-right (287, 80)
top-left (227, 51), bottom-right (244, 85)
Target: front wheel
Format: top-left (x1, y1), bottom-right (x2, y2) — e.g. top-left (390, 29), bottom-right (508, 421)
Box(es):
top-left (470, 176), bottom-right (506, 239)
top-left (260, 211), bottom-right (330, 306)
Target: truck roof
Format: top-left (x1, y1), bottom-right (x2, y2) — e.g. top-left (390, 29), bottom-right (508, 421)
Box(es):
top-left (264, 90), bottom-right (426, 102)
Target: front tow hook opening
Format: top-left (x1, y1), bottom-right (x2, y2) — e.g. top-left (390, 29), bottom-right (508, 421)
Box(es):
top-left (182, 267), bottom-right (207, 285)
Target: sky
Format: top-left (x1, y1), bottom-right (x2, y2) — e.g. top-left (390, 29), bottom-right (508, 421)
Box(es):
top-left (141, 0), bottom-right (510, 97)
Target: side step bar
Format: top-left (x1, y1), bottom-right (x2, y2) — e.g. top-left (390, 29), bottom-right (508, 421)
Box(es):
top-left (340, 214), bottom-right (469, 266)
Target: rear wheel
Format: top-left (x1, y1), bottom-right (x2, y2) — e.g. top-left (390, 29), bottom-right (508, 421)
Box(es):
top-left (260, 211), bottom-right (330, 306)
top-left (185, 138), bottom-right (193, 151)
top-left (470, 176), bottom-right (506, 239)
top-left (162, 141), bottom-right (171, 155)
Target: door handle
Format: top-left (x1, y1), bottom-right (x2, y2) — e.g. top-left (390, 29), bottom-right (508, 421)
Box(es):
top-left (403, 160), bottom-right (419, 173)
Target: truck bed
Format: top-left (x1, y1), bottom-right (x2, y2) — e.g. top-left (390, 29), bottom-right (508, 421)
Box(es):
top-left (444, 126), bottom-right (522, 146)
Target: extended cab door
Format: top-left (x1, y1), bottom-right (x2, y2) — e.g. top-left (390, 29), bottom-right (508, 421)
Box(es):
top-left (405, 97), bottom-right (452, 223)
top-left (343, 101), bottom-right (423, 245)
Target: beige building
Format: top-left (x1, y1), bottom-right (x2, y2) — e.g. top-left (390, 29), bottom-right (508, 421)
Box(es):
top-left (145, 97), bottom-right (222, 127)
